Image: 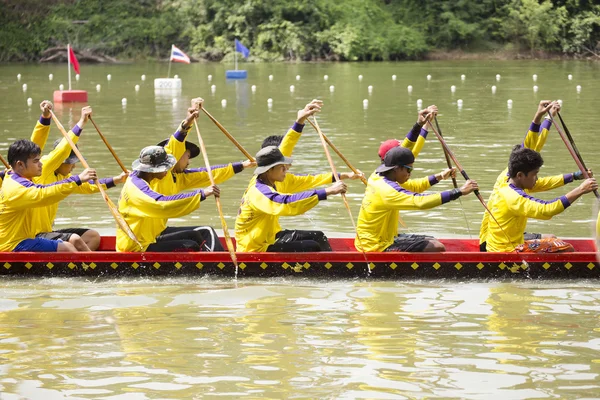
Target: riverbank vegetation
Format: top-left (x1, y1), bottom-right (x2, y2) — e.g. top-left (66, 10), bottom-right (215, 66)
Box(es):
top-left (1, 0), bottom-right (599, 62)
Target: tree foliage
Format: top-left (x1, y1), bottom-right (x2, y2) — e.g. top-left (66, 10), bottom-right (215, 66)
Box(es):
top-left (0, 0), bottom-right (599, 62)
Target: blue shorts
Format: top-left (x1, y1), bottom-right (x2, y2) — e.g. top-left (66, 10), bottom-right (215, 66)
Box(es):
top-left (13, 238), bottom-right (60, 252)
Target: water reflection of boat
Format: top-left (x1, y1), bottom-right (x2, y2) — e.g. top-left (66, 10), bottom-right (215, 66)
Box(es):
top-left (0, 237), bottom-right (597, 278)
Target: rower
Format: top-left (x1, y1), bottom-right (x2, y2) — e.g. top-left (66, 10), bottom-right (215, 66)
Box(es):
top-left (149, 98), bottom-right (255, 251)
top-left (485, 145), bottom-right (597, 253)
top-left (116, 145), bottom-right (219, 252)
top-left (355, 146), bottom-right (478, 252)
top-left (235, 146), bottom-right (361, 252)
top-left (0, 139), bottom-right (97, 252)
top-left (479, 101), bottom-right (593, 251)
top-left (32, 106), bottom-right (127, 251)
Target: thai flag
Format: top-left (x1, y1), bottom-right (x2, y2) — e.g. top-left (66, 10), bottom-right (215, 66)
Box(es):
top-left (170, 45), bottom-right (190, 64)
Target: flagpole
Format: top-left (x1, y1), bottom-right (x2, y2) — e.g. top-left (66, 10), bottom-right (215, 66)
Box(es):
top-left (167, 44), bottom-right (173, 78)
top-left (67, 43), bottom-right (72, 90)
top-left (234, 41), bottom-right (238, 71)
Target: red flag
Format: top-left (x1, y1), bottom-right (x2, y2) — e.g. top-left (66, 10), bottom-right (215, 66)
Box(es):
top-left (69, 46), bottom-right (80, 75)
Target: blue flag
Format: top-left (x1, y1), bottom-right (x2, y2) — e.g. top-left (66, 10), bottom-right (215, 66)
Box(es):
top-left (235, 39), bottom-right (250, 58)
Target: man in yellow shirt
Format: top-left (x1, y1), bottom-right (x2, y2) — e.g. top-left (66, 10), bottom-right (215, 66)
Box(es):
top-left (486, 145), bottom-right (597, 253)
top-left (0, 140), bottom-right (97, 252)
top-left (116, 145), bottom-right (219, 252)
top-left (479, 101), bottom-right (591, 251)
top-left (356, 146), bottom-right (478, 252)
top-left (32, 107), bottom-right (128, 251)
top-left (235, 146), bottom-right (361, 252)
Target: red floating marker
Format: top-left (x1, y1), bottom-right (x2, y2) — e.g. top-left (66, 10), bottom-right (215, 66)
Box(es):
top-left (53, 90), bottom-right (88, 103)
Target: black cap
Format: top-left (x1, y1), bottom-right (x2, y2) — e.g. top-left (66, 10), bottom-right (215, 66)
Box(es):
top-left (375, 146), bottom-right (415, 173)
top-left (156, 138), bottom-right (200, 159)
top-left (254, 146), bottom-right (293, 175)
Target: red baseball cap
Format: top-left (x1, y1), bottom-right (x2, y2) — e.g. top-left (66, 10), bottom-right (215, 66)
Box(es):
top-left (378, 139), bottom-right (401, 160)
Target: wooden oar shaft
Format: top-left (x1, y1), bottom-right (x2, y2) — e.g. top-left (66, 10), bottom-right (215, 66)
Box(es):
top-left (433, 117), bottom-right (458, 189)
top-left (88, 116), bottom-right (128, 173)
top-left (306, 119), bottom-right (367, 186)
top-left (548, 113), bottom-right (600, 200)
top-left (50, 112), bottom-right (143, 250)
top-left (200, 107), bottom-right (255, 162)
top-left (0, 154), bottom-right (9, 169)
top-left (194, 121), bottom-right (238, 269)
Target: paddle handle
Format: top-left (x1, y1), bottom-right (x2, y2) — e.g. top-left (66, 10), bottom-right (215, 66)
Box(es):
top-left (0, 154), bottom-right (9, 169)
top-left (200, 107), bottom-right (255, 162)
top-left (306, 119), bottom-right (367, 186)
top-left (433, 117), bottom-right (459, 189)
top-left (89, 116), bottom-right (128, 173)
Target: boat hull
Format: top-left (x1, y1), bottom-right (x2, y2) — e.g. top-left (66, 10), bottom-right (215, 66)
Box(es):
top-left (0, 238), bottom-right (597, 278)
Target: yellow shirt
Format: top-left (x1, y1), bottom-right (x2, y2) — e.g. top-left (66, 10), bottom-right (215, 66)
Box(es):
top-left (479, 120), bottom-right (564, 245)
top-left (356, 173), bottom-right (453, 252)
top-left (235, 173), bottom-right (333, 252)
top-left (0, 172), bottom-right (82, 251)
top-left (486, 183), bottom-right (569, 252)
top-left (116, 172), bottom-right (206, 252)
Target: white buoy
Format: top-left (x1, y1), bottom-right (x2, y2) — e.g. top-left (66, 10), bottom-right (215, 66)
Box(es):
top-left (557, 99), bottom-right (563, 107)
top-left (141, 74), bottom-right (146, 81)
top-left (121, 98), bottom-right (127, 106)
top-left (107, 74), bottom-right (112, 81)
top-left (568, 74), bottom-right (573, 80)
top-left (48, 74), bottom-right (53, 81)
top-left (392, 75), bottom-right (397, 81)
top-left (407, 85), bottom-right (413, 93)
top-left (461, 74), bottom-right (466, 81)
top-left (58, 84), bottom-right (64, 91)
top-left (426, 74), bottom-right (432, 81)
top-left (491, 85), bottom-right (497, 94)
top-left (533, 85), bottom-right (538, 92)
top-left (496, 74), bottom-right (501, 81)
top-left (221, 99), bottom-right (227, 108)
top-left (251, 85), bottom-right (257, 93)
top-left (17, 74), bottom-right (21, 81)
top-left (268, 75), bottom-right (274, 81)
top-left (457, 99), bottom-right (463, 107)
top-left (451, 85), bottom-right (456, 93)
top-left (75, 74), bottom-right (80, 81)
top-left (22, 83), bottom-right (27, 92)
top-left (367, 85), bottom-right (373, 94)
top-left (363, 99), bottom-right (369, 109)
top-left (358, 74), bottom-right (363, 81)
top-left (576, 85), bottom-right (582, 93)
top-left (211, 84), bottom-right (216, 94)
top-left (96, 84), bottom-right (101, 92)
top-left (532, 74), bottom-right (537, 82)
top-left (27, 98), bottom-right (33, 107)
top-left (289, 85), bottom-right (295, 93)
top-left (416, 99), bottom-right (423, 108)
top-left (507, 99), bottom-right (513, 108)
top-left (324, 75), bottom-right (329, 81)
top-left (295, 75), bottom-right (301, 81)
top-left (174, 74), bottom-right (179, 79)
top-left (267, 98), bottom-right (273, 105)
top-left (135, 84), bottom-right (140, 92)
top-left (208, 74), bottom-right (212, 82)
top-left (172, 98), bottom-right (177, 107)
top-left (329, 85), bottom-right (335, 93)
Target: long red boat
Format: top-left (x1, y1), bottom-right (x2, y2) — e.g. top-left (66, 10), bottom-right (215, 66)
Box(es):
top-left (0, 237), bottom-right (598, 278)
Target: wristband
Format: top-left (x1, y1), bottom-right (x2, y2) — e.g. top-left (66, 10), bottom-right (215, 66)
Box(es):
top-left (574, 171), bottom-right (584, 180)
top-left (449, 188), bottom-right (462, 201)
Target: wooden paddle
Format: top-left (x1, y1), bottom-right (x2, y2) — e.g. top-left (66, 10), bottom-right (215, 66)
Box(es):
top-left (200, 106), bottom-right (255, 162)
top-left (427, 120), bottom-right (521, 252)
top-left (550, 112), bottom-right (599, 200)
top-left (0, 154), bottom-right (9, 169)
top-left (306, 119), bottom-right (368, 186)
top-left (193, 120), bottom-right (239, 276)
top-left (88, 116), bottom-right (128, 173)
top-left (433, 115), bottom-right (473, 237)
top-left (50, 111), bottom-right (143, 251)
top-left (311, 116), bottom-right (371, 270)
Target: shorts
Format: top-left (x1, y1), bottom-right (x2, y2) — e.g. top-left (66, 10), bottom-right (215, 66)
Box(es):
top-left (523, 232), bottom-right (542, 241)
top-left (384, 233), bottom-right (435, 252)
top-left (36, 228), bottom-right (90, 242)
top-left (13, 238), bottom-right (60, 252)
